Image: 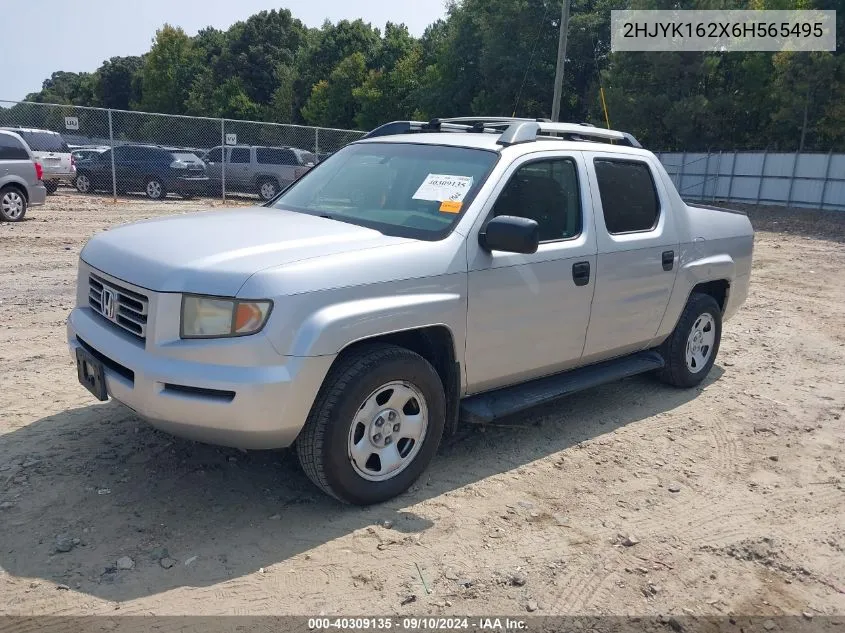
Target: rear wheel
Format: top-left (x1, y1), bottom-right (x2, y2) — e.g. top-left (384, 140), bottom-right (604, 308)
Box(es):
top-left (296, 344), bottom-right (446, 505)
top-left (0, 186), bottom-right (27, 222)
top-left (257, 178), bottom-right (279, 201)
top-left (44, 181), bottom-right (58, 195)
top-left (657, 292), bottom-right (722, 388)
top-left (145, 177), bottom-right (166, 200)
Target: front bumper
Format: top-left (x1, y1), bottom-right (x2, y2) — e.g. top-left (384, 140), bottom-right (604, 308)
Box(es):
top-left (67, 306), bottom-right (334, 450)
top-left (171, 176), bottom-right (209, 194)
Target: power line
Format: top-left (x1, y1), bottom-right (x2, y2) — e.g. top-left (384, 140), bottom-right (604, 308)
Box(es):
top-left (511, 1), bottom-right (551, 117)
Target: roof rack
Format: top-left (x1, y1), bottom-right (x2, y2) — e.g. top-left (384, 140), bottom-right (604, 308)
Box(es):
top-left (360, 117), bottom-right (641, 148)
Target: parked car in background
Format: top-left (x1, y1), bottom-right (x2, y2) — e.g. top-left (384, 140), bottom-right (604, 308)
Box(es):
top-left (71, 146), bottom-right (109, 163)
top-left (0, 129), bottom-right (47, 221)
top-left (74, 144), bottom-right (208, 200)
top-left (201, 145), bottom-right (316, 200)
top-left (0, 127), bottom-right (75, 195)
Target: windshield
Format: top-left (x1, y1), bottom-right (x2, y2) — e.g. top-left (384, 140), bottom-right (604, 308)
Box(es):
top-left (270, 142), bottom-right (499, 240)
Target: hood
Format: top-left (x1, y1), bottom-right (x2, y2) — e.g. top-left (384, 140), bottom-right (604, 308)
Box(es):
top-left (80, 207), bottom-right (412, 296)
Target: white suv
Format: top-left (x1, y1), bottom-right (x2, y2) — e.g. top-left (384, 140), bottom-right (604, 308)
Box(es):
top-left (0, 127), bottom-right (76, 194)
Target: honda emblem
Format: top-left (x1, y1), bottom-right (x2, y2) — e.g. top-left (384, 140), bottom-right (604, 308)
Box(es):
top-left (102, 288), bottom-right (117, 320)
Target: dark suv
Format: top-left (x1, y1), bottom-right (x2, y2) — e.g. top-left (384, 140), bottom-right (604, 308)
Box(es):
top-left (74, 144), bottom-right (208, 199)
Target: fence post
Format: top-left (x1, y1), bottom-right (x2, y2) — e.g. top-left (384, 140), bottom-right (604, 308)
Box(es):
top-left (221, 118), bottom-right (226, 203)
top-left (819, 149), bottom-right (833, 211)
top-left (786, 151), bottom-right (800, 208)
top-left (108, 109), bottom-right (117, 203)
top-left (713, 151), bottom-right (722, 202)
top-left (755, 149), bottom-right (768, 207)
top-left (726, 151), bottom-right (737, 203)
top-left (315, 128), bottom-right (320, 157)
top-left (702, 150), bottom-right (710, 200)
top-left (678, 151), bottom-right (687, 196)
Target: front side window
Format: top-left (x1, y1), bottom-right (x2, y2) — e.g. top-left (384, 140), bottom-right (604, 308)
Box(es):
top-left (488, 157), bottom-right (582, 242)
top-left (271, 142), bottom-right (499, 240)
top-left (205, 148), bottom-right (222, 162)
top-left (593, 159), bottom-right (660, 234)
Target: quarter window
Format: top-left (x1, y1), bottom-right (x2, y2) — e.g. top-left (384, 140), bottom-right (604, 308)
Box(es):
top-left (257, 148), bottom-right (298, 165)
top-left (593, 159), bottom-right (660, 234)
top-left (489, 158), bottom-right (582, 242)
top-left (0, 134), bottom-right (29, 160)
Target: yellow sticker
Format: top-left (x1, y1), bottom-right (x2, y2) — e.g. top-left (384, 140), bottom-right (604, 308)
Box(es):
top-left (440, 200), bottom-right (462, 213)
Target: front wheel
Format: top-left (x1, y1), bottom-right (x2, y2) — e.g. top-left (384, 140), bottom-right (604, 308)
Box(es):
top-left (657, 292), bottom-right (722, 388)
top-left (75, 174), bottom-right (92, 193)
top-left (296, 344), bottom-right (446, 505)
top-left (145, 177), bottom-right (166, 200)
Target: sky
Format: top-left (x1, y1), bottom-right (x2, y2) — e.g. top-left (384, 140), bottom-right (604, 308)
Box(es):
top-left (2, 0), bottom-right (448, 102)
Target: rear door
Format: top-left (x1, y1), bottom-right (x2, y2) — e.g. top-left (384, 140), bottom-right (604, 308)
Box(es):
top-left (581, 153), bottom-right (680, 363)
top-left (0, 133), bottom-right (36, 184)
top-left (227, 147), bottom-right (252, 190)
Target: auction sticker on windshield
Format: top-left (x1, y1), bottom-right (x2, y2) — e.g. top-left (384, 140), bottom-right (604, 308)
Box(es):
top-left (413, 174), bottom-right (474, 203)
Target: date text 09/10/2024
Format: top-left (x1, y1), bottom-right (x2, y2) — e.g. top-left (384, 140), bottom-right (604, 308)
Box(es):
top-left (308, 617), bottom-right (528, 631)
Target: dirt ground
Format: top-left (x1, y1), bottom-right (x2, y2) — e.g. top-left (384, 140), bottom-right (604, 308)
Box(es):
top-left (0, 191), bottom-right (843, 618)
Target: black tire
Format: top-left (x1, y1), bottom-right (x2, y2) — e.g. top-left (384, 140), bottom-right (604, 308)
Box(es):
top-left (44, 181), bottom-right (58, 195)
top-left (257, 178), bottom-right (279, 201)
top-left (657, 292), bottom-right (722, 388)
top-left (296, 343), bottom-right (446, 505)
top-left (144, 177), bottom-right (166, 200)
top-left (74, 173), bottom-right (92, 194)
top-left (0, 185), bottom-right (27, 222)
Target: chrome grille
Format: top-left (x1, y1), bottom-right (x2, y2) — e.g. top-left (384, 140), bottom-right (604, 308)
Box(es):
top-left (88, 274), bottom-right (149, 340)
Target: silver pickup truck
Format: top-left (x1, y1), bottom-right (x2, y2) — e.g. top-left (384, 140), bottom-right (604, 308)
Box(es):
top-left (67, 118), bottom-right (753, 505)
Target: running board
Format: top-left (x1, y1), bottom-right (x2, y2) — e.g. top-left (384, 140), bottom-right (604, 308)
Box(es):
top-left (459, 350), bottom-right (665, 424)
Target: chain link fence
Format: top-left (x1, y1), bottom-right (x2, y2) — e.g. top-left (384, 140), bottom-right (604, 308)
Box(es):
top-left (0, 100), bottom-right (365, 202)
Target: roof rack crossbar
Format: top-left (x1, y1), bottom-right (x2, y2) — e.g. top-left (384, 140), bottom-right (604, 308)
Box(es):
top-left (360, 118), bottom-right (642, 148)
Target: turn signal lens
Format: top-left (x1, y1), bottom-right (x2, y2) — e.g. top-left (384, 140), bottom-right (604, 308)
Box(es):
top-left (234, 302), bottom-right (270, 333)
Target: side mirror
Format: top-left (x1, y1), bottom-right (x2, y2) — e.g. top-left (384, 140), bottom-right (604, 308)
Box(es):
top-left (479, 215), bottom-right (540, 254)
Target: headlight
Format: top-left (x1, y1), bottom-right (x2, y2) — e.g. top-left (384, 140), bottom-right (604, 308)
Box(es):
top-left (180, 295), bottom-right (272, 339)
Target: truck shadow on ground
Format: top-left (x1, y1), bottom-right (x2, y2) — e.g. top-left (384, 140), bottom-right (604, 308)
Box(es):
top-left (0, 367), bottom-right (723, 602)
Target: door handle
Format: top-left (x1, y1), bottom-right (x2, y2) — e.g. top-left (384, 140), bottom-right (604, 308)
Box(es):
top-left (572, 261), bottom-right (590, 287)
top-left (662, 250), bottom-right (675, 271)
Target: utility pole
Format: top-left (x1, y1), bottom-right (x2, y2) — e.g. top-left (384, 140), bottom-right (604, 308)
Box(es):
top-left (551, 0), bottom-right (571, 122)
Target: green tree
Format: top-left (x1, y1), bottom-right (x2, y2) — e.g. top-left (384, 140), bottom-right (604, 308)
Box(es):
top-left (96, 56), bottom-right (143, 110)
top-left (138, 24), bottom-right (196, 114)
top-left (302, 52), bottom-right (368, 128)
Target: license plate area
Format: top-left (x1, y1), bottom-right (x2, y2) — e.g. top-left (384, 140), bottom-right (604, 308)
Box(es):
top-left (76, 347), bottom-right (108, 401)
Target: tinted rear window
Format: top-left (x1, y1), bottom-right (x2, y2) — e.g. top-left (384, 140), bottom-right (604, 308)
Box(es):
top-left (19, 131), bottom-right (69, 153)
top-left (256, 148), bottom-right (297, 165)
top-left (0, 134), bottom-right (30, 160)
top-left (593, 159), bottom-right (660, 234)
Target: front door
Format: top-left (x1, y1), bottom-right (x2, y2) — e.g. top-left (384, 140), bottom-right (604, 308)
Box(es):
top-left (465, 152), bottom-right (598, 394)
top-left (581, 153), bottom-right (680, 363)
